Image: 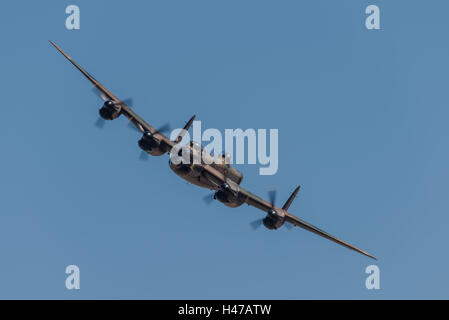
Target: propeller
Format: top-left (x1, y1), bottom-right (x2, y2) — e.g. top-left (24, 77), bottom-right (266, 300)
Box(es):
top-left (268, 189), bottom-right (293, 230)
top-left (94, 117), bottom-right (105, 129)
top-left (202, 193), bottom-right (215, 205)
top-left (250, 218), bottom-right (264, 230)
top-left (92, 87), bottom-right (133, 107)
top-left (139, 151), bottom-right (149, 161)
top-left (134, 123), bottom-right (172, 161)
top-left (92, 87), bottom-right (133, 130)
top-left (249, 189), bottom-right (293, 230)
top-left (250, 218), bottom-right (293, 230)
top-left (268, 189), bottom-right (276, 209)
top-left (249, 190), bottom-right (277, 231)
top-left (153, 122), bottom-right (171, 135)
top-left (92, 87), bottom-right (108, 102)
top-left (116, 98), bottom-right (133, 107)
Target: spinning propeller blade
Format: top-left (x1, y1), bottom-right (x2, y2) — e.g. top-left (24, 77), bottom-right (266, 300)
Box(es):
top-left (203, 193), bottom-right (215, 205)
top-left (250, 218), bottom-right (264, 230)
top-left (268, 190), bottom-right (277, 208)
top-left (139, 151), bottom-right (149, 161)
top-left (92, 87), bottom-right (108, 102)
top-left (92, 87), bottom-right (133, 107)
top-left (94, 117), bottom-right (105, 129)
top-left (154, 123), bottom-right (171, 135)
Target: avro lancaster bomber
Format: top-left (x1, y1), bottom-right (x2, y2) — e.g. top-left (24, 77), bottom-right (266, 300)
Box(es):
top-left (50, 41), bottom-right (376, 260)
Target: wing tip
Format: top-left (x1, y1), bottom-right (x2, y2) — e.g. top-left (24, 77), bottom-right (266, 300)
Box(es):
top-left (355, 247), bottom-right (377, 260)
top-left (49, 41), bottom-right (71, 59)
top-left (342, 241), bottom-right (377, 260)
top-left (362, 252), bottom-right (377, 260)
top-left (285, 213), bottom-right (377, 260)
top-left (49, 40), bottom-right (58, 48)
top-left (366, 253), bottom-right (378, 261)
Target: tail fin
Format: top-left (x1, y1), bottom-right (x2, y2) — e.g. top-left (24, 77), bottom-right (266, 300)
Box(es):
top-left (174, 115), bottom-right (195, 143)
top-left (282, 186), bottom-right (301, 211)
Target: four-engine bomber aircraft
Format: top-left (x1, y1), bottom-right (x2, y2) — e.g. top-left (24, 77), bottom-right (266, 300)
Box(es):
top-left (50, 41), bottom-right (376, 260)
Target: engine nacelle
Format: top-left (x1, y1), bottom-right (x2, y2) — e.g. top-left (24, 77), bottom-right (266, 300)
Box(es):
top-left (263, 210), bottom-right (285, 230)
top-left (138, 132), bottom-right (167, 156)
top-left (213, 183), bottom-right (244, 208)
top-left (138, 132), bottom-right (159, 152)
top-left (99, 100), bottom-right (121, 120)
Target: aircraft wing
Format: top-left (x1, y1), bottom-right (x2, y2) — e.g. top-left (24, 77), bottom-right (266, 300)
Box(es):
top-left (238, 186), bottom-right (376, 260)
top-left (50, 41), bottom-right (176, 149)
top-left (239, 187), bottom-right (274, 212)
top-left (283, 212), bottom-right (376, 259)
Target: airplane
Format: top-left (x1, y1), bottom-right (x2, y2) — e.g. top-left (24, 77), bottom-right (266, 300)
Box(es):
top-left (50, 41), bottom-right (376, 260)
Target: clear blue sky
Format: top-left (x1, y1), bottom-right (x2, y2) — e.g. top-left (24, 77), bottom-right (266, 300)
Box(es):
top-left (0, 1), bottom-right (448, 299)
